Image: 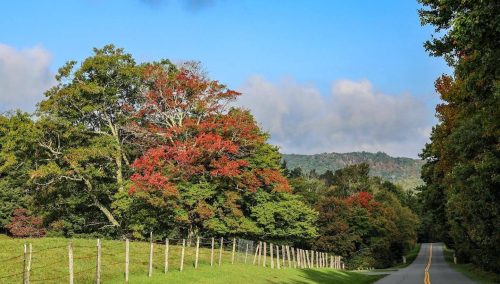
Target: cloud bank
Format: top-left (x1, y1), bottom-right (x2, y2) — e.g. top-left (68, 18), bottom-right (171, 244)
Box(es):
top-left (0, 44), bottom-right (55, 112)
top-left (237, 76), bottom-right (431, 158)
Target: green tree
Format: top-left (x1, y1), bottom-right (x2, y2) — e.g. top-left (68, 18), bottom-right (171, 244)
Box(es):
top-left (0, 112), bottom-right (39, 230)
top-left (418, 0), bottom-right (500, 271)
top-left (34, 45), bottom-right (142, 230)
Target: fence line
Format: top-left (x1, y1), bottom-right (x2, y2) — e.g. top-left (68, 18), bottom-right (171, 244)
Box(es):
top-left (0, 234), bottom-right (344, 283)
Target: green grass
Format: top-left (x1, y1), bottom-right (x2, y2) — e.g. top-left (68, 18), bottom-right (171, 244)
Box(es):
top-left (398, 243), bottom-right (421, 268)
top-left (442, 245), bottom-right (500, 284)
top-left (0, 235), bottom-right (382, 283)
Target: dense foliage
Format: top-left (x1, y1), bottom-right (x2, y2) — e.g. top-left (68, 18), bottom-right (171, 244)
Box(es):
top-left (418, 0), bottom-right (499, 272)
top-left (288, 163), bottom-right (419, 269)
top-left (283, 152), bottom-right (424, 191)
top-left (0, 45), bottom-right (421, 268)
top-left (5, 208), bottom-right (46, 238)
top-left (0, 45), bottom-right (317, 242)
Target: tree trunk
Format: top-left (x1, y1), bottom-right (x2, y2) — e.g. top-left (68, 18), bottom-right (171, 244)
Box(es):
top-left (84, 179), bottom-right (120, 227)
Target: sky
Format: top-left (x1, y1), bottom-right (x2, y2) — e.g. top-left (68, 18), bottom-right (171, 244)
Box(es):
top-left (0, 0), bottom-right (449, 158)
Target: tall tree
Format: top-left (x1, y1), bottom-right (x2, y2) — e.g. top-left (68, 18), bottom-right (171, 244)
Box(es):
top-left (129, 61), bottom-right (316, 239)
top-left (418, 0), bottom-right (499, 271)
top-left (34, 45), bottom-right (142, 229)
top-left (0, 112), bottom-right (39, 230)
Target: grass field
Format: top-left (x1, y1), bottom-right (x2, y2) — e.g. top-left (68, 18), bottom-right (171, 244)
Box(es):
top-left (0, 235), bottom-right (382, 283)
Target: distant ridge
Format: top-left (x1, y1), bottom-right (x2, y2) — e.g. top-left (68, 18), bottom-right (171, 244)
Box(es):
top-left (282, 151), bottom-right (424, 190)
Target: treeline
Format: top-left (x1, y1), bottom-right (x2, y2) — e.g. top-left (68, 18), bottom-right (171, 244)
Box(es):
top-left (0, 45), bottom-right (418, 269)
top-left (417, 0), bottom-right (499, 273)
top-left (284, 163), bottom-right (419, 268)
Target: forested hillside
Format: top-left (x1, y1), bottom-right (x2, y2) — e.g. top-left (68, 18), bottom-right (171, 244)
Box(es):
top-left (283, 152), bottom-right (424, 190)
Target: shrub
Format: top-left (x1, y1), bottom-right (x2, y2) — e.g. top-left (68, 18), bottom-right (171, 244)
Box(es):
top-left (5, 208), bottom-right (46, 238)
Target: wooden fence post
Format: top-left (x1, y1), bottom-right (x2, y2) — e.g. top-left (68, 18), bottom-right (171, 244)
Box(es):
top-left (244, 243), bottom-right (249, 264)
top-left (270, 244), bottom-right (274, 269)
top-left (148, 232), bottom-right (153, 277)
top-left (252, 242), bottom-right (259, 265)
top-left (180, 239), bottom-right (186, 271)
top-left (330, 255), bottom-right (333, 269)
top-left (263, 242), bottom-right (267, 267)
top-left (218, 237), bottom-right (223, 266)
top-left (210, 237), bottom-right (215, 267)
top-left (96, 239), bottom-right (101, 284)
top-left (231, 238), bottom-right (236, 264)
top-left (301, 250), bottom-right (305, 268)
top-left (164, 238), bottom-right (169, 273)
top-left (257, 241), bottom-right (262, 266)
top-left (286, 246), bottom-right (291, 268)
top-left (22, 243), bottom-right (26, 284)
top-left (25, 243), bottom-right (32, 284)
top-left (276, 245), bottom-right (281, 269)
top-left (125, 239), bottom-right (129, 282)
top-left (195, 237), bottom-right (200, 269)
top-left (296, 249), bottom-right (301, 268)
top-left (68, 242), bottom-right (74, 284)
top-left (281, 245), bottom-right (286, 268)
top-left (292, 247), bottom-right (296, 268)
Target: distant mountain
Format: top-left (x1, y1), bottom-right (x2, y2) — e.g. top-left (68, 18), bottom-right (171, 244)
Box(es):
top-left (282, 151), bottom-right (424, 191)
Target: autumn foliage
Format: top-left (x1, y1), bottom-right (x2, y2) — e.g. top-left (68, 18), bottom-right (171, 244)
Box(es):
top-left (6, 208), bottom-right (46, 238)
top-left (130, 62), bottom-right (290, 196)
top-left (127, 61), bottom-right (293, 237)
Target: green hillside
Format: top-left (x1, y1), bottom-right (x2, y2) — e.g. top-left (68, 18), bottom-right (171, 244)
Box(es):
top-left (282, 152), bottom-right (424, 190)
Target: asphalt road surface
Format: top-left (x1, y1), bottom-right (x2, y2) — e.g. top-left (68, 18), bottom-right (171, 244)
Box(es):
top-left (375, 243), bottom-right (475, 284)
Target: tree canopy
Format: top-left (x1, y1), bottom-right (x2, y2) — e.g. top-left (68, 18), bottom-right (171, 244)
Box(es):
top-left (418, 0), bottom-right (500, 272)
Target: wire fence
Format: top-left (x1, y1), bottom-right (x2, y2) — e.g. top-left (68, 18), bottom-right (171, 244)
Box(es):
top-left (0, 234), bottom-right (344, 284)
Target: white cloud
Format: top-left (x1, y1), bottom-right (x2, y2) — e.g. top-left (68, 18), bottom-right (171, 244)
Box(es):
top-left (0, 43), bottom-right (55, 112)
top-left (237, 76), bottom-right (432, 158)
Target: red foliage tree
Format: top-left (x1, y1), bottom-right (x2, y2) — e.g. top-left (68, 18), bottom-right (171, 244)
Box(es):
top-left (128, 61), bottom-right (290, 237)
top-left (6, 208), bottom-right (46, 238)
top-left (130, 62), bottom-right (289, 194)
top-left (346, 191), bottom-right (380, 211)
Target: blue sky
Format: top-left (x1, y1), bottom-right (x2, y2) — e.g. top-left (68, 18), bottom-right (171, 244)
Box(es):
top-left (0, 0), bottom-right (449, 157)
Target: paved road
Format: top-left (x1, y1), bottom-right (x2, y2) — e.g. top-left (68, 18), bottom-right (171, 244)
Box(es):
top-left (375, 243), bottom-right (475, 284)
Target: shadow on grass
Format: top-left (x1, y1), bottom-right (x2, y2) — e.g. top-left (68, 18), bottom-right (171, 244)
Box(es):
top-left (268, 269), bottom-right (384, 284)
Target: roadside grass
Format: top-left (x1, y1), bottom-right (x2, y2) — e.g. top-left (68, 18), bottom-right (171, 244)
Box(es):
top-left (392, 243), bottom-right (421, 269)
top-left (0, 235), bottom-right (382, 284)
top-left (443, 245), bottom-right (500, 284)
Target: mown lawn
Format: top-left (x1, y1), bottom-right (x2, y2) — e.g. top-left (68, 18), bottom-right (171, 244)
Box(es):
top-left (0, 235), bottom-right (382, 283)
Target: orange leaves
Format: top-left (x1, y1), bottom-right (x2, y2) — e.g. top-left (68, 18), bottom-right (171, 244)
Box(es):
top-left (129, 146), bottom-right (178, 196)
top-left (256, 169), bottom-right (291, 193)
top-left (210, 156), bottom-right (248, 177)
top-left (129, 61), bottom-right (290, 197)
top-left (195, 133), bottom-right (239, 155)
top-left (346, 191), bottom-right (380, 211)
